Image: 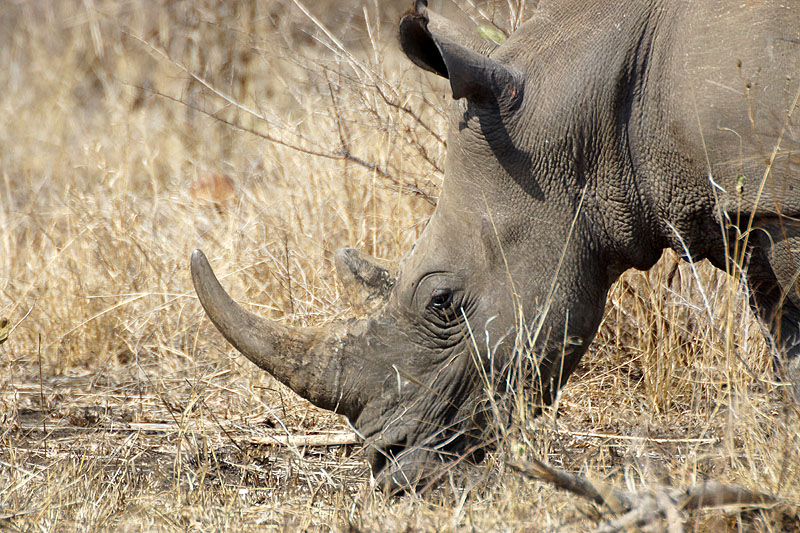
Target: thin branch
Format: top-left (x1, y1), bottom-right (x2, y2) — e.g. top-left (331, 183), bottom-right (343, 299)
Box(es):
top-left (127, 82), bottom-right (437, 204)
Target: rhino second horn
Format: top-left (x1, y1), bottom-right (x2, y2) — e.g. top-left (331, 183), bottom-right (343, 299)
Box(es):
top-left (335, 248), bottom-right (395, 315)
top-left (190, 249), bottom-right (358, 416)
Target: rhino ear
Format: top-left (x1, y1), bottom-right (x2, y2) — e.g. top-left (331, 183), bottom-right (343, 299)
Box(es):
top-left (399, 2), bottom-right (522, 103)
top-left (335, 248), bottom-right (396, 315)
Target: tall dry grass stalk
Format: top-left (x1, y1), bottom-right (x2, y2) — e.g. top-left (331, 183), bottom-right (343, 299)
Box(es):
top-left (1, 1), bottom-right (798, 530)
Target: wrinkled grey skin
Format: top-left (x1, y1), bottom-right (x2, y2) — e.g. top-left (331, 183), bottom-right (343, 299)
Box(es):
top-left (191, 0), bottom-right (800, 492)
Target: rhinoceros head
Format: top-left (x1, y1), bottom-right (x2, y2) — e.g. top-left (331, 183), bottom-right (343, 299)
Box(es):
top-left (192, 1), bottom-right (619, 492)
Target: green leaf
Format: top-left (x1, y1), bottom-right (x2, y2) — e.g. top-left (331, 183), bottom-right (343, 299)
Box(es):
top-left (477, 25), bottom-right (507, 44)
top-left (736, 175), bottom-right (745, 194)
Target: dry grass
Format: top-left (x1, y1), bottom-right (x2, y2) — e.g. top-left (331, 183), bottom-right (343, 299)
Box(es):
top-left (1, 1), bottom-right (798, 531)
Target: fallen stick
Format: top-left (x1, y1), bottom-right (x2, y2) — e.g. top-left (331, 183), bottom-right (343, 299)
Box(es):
top-left (16, 421), bottom-right (360, 447)
top-left (508, 457), bottom-right (632, 512)
top-left (676, 480), bottom-right (775, 510)
top-left (244, 432), bottom-right (360, 447)
top-left (509, 458), bottom-right (777, 532)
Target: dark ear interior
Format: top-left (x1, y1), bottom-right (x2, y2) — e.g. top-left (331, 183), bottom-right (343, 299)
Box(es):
top-left (398, 5), bottom-right (523, 103)
top-left (398, 12), bottom-right (448, 78)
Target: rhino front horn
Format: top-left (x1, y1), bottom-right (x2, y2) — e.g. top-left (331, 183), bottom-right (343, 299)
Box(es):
top-left (190, 249), bottom-right (362, 418)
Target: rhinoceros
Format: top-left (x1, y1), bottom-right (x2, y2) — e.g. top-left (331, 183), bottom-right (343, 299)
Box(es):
top-left (191, 0), bottom-right (800, 491)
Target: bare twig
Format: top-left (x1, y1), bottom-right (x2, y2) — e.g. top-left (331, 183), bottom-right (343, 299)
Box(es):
top-left (126, 81), bottom-right (437, 204)
top-left (124, 31), bottom-right (439, 204)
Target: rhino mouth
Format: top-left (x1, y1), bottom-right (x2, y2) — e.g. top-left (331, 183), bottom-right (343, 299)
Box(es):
top-left (362, 408), bottom-right (490, 493)
top-left (368, 437), bottom-right (489, 494)
top-left (368, 440), bottom-right (447, 493)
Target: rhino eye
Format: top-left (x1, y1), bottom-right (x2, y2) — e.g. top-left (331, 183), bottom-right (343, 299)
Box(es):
top-left (412, 273), bottom-right (462, 320)
top-left (429, 289), bottom-right (454, 311)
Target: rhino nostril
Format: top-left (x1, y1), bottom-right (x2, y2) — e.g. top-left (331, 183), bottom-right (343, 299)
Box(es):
top-left (385, 443), bottom-right (405, 462)
top-left (370, 439), bottom-right (407, 476)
